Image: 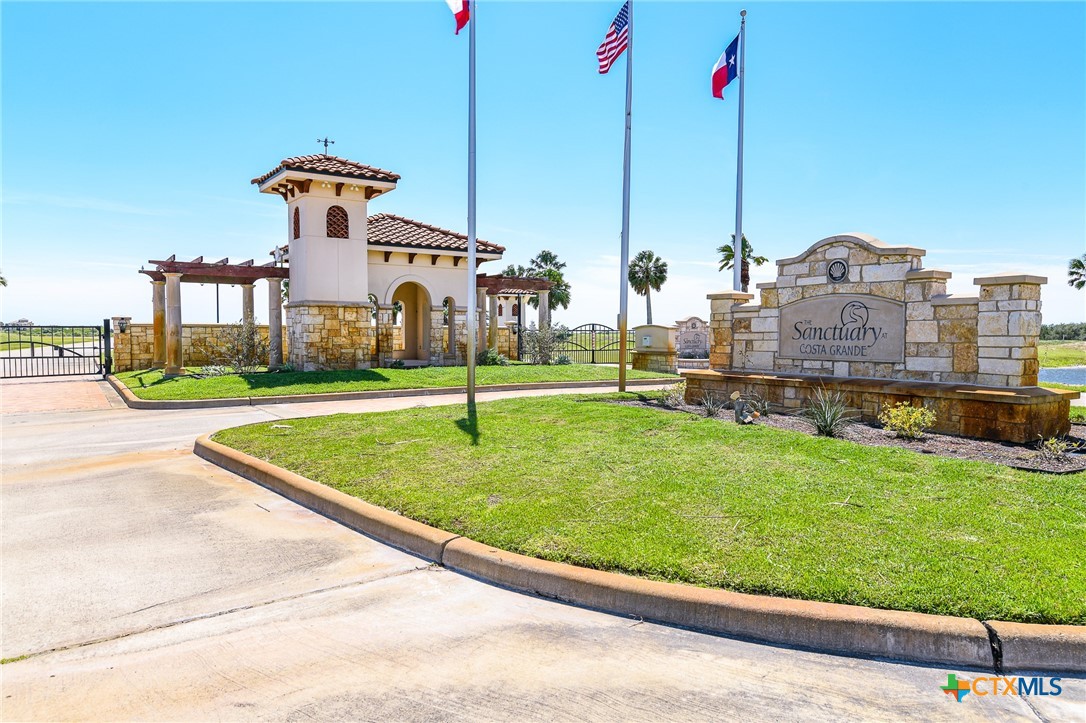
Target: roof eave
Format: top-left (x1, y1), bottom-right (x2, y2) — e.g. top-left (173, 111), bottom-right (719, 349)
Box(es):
top-left (254, 168), bottom-right (400, 193)
top-left (366, 244), bottom-right (503, 259)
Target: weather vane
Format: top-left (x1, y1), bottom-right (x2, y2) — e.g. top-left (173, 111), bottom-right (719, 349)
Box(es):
top-left (318, 137), bottom-right (335, 154)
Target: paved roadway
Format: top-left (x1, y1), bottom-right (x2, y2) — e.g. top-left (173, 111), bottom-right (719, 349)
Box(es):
top-left (1, 377), bottom-right (1082, 721)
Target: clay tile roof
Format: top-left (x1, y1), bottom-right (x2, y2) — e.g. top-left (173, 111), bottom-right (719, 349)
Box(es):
top-left (251, 154), bottom-right (401, 185)
top-left (366, 213), bottom-right (505, 254)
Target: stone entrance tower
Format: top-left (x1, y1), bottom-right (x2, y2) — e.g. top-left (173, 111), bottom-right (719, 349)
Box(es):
top-left (252, 155), bottom-right (399, 370)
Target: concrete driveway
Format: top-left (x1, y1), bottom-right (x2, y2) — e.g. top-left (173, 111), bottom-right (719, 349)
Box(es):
top-left (1, 377), bottom-right (1081, 721)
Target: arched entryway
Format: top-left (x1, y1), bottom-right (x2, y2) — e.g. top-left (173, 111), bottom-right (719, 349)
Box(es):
top-left (390, 281), bottom-right (432, 362)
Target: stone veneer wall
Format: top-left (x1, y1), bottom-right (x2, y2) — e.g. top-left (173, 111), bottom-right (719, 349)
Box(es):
top-left (112, 323), bottom-right (288, 373)
top-left (683, 370), bottom-right (1070, 443)
top-left (633, 350), bottom-right (677, 374)
top-left (287, 303), bottom-right (375, 372)
top-left (710, 235), bottom-right (1044, 387)
top-left (114, 315), bottom-right (517, 373)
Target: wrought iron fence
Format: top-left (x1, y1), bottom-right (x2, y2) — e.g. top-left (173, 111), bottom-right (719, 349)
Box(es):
top-left (521, 323), bottom-right (635, 365)
top-left (0, 324), bottom-right (106, 378)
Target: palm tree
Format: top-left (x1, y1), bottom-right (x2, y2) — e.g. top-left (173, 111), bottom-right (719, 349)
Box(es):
top-left (627, 250), bottom-right (668, 324)
top-left (1069, 254), bottom-right (1086, 290)
top-left (525, 250), bottom-right (571, 312)
top-left (0, 270), bottom-right (7, 287)
top-left (717, 234), bottom-right (769, 292)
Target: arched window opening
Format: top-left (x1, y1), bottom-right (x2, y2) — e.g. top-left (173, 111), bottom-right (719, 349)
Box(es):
top-left (512, 303), bottom-right (520, 317)
top-left (326, 206), bottom-right (349, 239)
top-left (444, 297), bottom-right (456, 353)
top-left (498, 303), bottom-right (504, 317)
top-left (292, 207), bottom-right (300, 240)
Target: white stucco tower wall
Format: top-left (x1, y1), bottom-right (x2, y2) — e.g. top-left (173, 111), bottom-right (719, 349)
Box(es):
top-left (252, 155), bottom-right (399, 370)
top-left (287, 188), bottom-right (372, 304)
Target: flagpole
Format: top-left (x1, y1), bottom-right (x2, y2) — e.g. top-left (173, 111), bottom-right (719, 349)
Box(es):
top-left (466, 0), bottom-right (478, 406)
top-left (733, 9), bottom-right (746, 294)
top-left (617, 0), bottom-right (633, 393)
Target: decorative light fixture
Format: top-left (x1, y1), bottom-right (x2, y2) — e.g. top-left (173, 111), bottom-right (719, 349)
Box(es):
top-left (118, 319), bottom-right (128, 333)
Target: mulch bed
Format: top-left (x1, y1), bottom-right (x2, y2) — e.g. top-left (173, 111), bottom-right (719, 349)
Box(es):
top-left (614, 398), bottom-right (1086, 474)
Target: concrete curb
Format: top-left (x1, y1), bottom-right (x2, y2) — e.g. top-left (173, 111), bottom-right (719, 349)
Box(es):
top-left (195, 435), bottom-right (1086, 672)
top-left (107, 374), bottom-right (675, 410)
top-left (984, 621), bottom-right (1086, 674)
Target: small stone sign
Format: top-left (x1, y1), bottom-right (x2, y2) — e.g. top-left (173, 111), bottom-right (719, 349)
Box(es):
top-left (779, 294), bottom-right (904, 363)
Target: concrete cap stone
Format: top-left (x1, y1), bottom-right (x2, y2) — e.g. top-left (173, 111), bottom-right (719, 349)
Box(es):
top-left (755, 282), bottom-right (777, 289)
top-left (905, 269), bottom-right (953, 281)
top-left (930, 294), bottom-right (980, 306)
top-left (974, 273), bottom-right (1047, 285)
top-left (707, 291), bottom-right (755, 301)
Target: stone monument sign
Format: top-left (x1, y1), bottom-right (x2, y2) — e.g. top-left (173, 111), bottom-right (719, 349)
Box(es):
top-left (779, 295), bottom-right (905, 363)
top-left (682, 233), bottom-right (1078, 443)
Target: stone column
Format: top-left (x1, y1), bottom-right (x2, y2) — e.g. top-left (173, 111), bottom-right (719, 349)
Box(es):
top-left (975, 273), bottom-right (1046, 387)
top-left (488, 295), bottom-right (498, 349)
top-left (376, 304), bottom-right (395, 367)
top-left (476, 287), bottom-right (487, 351)
top-left (267, 279), bottom-right (283, 370)
top-left (430, 306), bottom-right (446, 365)
top-left (151, 280), bottom-right (166, 368)
top-left (164, 272), bottom-right (184, 376)
top-left (110, 316), bottom-right (133, 372)
top-left (537, 290), bottom-right (551, 329)
top-left (241, 283), bottom-right (255, 324)
top-left (706, 291), bottom-right (754, 370)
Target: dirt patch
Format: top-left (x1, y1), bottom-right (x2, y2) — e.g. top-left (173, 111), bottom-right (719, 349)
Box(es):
top-left (613, 399), bottom-right (1086, 474)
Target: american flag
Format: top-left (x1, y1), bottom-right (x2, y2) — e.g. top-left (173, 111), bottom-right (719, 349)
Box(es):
top-left (596, 2), bottom-right (630, 75)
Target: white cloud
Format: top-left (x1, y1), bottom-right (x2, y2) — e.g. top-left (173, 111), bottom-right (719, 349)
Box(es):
top-left (1, 193), bottom-right (180, 217)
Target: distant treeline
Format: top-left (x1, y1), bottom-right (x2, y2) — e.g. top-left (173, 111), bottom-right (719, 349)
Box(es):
top-left (1041, 323), bottom-right (1086, 340)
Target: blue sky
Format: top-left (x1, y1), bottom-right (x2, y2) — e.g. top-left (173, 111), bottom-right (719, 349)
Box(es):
top-left (2, 1), bottom-right (1084, 326)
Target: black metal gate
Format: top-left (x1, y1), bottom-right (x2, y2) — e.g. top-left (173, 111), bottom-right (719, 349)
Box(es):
top-left (557, 323), bottom-right (635, 365)
top-left (0, 322), bottom-right (110, 378)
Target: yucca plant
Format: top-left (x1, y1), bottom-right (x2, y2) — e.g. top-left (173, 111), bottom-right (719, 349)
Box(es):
top-left (699, 392), bottom-right (727, 418)
top-left (803, 387), bottom-right (855, 437)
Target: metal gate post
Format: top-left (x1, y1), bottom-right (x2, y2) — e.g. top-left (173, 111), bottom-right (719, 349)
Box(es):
top-left (102, 318), bottom-right (112, 377)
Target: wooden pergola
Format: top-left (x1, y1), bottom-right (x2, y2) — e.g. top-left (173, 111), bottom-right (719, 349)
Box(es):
top-left (474, 274), bottom-right (554, 350)
top-left (140, 256), bottom-right (289, 375)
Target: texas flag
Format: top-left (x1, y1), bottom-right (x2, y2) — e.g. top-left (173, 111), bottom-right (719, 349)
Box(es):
top-left (711, 34), bottom-right (740, 99)
top-left (446, 0), bottom-right (470, 34)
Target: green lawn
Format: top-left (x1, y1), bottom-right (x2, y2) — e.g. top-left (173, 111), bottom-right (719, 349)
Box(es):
top-left (214, 394), bottom-right (1086, 625)
top-left (555, 330), bottom-right (630, 364)
top-left (116, 365), bottom-right (676, 401)
top-left (0, 329), bottom-right (99, 351)
top-left (1038, 340), bottom-right (1086, 368)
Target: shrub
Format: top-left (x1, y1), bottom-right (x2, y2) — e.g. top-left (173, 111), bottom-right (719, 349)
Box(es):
top-left (699, 392), bottom-right (726, 418)
top-left (803, 388), bottom-right (855, 437)
top-left (555, 354), bottom-right (573, 365)
top-left (389, 359), bottom-right (406, 369)
top-left (878, 402), bottom-right (937, 439)
top-left (662, 381), bottom-right (686, 408)
top-left (521, 323), bottom-right (569, 365)
top-left (193, 318), bottom-right (269, 374)
top-left (477, 347), bottom-right (510, 366)
top-left (274, 363), bottom-right (296, 373)
top-left (1035, 435), bottom-right (1082, 461)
